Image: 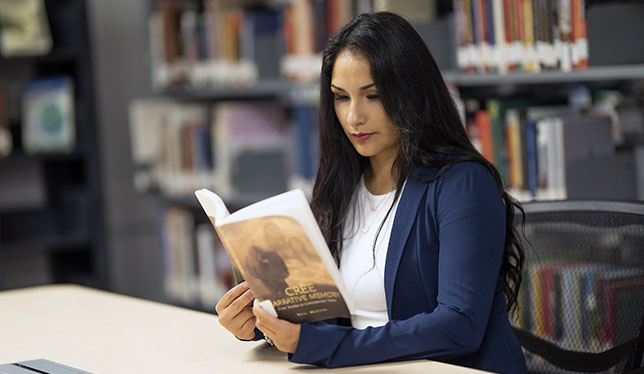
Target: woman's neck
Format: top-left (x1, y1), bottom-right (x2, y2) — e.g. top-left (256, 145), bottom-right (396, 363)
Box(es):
top-left (364, 155), bottom-right (397, 195)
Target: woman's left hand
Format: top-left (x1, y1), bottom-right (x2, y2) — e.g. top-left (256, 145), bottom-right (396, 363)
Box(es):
top-left (253, 303), bottom-right (301, 354)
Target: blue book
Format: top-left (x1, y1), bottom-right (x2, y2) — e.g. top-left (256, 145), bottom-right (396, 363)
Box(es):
top-left (525, 119), bottom-right (537, 198)
top-left (196, 124), bottom-right (213, 171)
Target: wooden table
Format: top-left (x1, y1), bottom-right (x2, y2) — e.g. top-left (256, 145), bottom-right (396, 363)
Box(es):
top-left (0, 285), bottom-right (487, 373)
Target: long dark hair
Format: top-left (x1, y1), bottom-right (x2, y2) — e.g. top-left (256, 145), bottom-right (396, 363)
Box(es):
top-left (310, 12), bottom-right (525, 314)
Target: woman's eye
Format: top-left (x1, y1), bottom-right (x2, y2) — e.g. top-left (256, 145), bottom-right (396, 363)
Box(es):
top-left (367, 94), bottom-right (379, 100)
top-left (334, 95), bottom-right (348, 101)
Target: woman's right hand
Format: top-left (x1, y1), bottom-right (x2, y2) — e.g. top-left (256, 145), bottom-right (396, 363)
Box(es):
top-left (215, 282), bottom-right (257, 340)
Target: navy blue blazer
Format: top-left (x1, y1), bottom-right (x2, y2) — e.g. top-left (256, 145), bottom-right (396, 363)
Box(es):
top-left (287, 162), bottom-right (527, 373)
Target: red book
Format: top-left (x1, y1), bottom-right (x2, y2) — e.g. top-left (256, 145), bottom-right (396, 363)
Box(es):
top-left (476, 111), bottom-right (494, 163)
top-left (571, 0), bottom-right (579, 69)
top-left (503, 0), bottom-right (516, 71)
top-left (327, 0), bottom-right (337, 38)
top-left (541, 266), bottom-right (554, 338)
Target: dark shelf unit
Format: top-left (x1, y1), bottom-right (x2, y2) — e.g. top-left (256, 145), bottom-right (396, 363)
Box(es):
top-left (0, 48), bottom-right (77, 65)
top-left (0, 0), bottom-right (106, 290)
top-left (443, 65), bottom-right (644, 87)
top-left (2, 151), bottom-right (84, 163)
top-left (157, 80), bottom-right (320, 106)
top-left (0, 233), bottom-right (91, 256)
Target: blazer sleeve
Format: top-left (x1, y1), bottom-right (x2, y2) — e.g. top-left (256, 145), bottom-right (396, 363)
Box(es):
top-left (237, 328), bottom-right (264, 342)
top-left (288, 162), bottom-right (507, 368)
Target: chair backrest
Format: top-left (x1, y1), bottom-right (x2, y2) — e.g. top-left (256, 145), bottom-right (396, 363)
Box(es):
top-left (513, 200), bottom-right (644, 373)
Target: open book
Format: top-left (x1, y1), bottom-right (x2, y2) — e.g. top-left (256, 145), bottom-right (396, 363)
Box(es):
top-left (195, 188), bottom-right (355, 323)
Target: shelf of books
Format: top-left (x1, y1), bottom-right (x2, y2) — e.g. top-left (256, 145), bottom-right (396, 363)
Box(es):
top-left (449, 0), bottom-right (644, 202)
top-left (138, 0), bottom-right (388, 307)
top-left (462, 94), bottom-right (642, 203)
top-left (513, 201), bottom-right (644, 372)
top-left (129, 96), bottom-right (318, 307)
top-left (136, 0), bottom-right (644, 311)
top-left (161, 205), bottom-right (230, 310)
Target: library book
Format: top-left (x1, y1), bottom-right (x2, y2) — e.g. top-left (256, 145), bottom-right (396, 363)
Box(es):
top-left (195, 188), bottom-right (355, 323)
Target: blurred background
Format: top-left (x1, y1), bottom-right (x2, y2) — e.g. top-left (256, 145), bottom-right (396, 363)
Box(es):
top-left (0, 0), bottom-right (643, 314)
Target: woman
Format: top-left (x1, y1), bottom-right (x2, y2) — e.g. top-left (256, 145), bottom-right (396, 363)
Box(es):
top-left (215, 12), bottom-right (527, 373)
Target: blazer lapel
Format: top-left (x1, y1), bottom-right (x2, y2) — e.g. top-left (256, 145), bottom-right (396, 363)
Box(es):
top-left (384, 174), bottom-right (429, 314)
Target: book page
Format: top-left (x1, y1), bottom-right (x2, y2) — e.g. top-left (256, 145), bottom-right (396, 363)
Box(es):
top-left (195, 189), bottom-right (230, 224)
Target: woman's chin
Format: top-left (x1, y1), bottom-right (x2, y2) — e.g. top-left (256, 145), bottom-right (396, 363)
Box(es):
top-left (353, 148), bottom-right (374, 158)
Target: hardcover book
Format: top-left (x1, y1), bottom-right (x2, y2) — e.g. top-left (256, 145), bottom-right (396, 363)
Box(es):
top-left (195, 188), bottom-right (355, 323)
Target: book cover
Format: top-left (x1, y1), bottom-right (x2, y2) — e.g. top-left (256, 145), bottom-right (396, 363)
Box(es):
top-left (21, 76), bottom-right (75, 154)
top-left (195, 188), bottom-right (355, 323)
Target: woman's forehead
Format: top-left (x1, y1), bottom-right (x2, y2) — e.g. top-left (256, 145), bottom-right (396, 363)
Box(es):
top-left (331, 51), bottom-right (374, 87)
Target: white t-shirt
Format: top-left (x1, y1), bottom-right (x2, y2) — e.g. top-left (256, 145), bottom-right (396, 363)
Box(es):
top-left (339, 175), bottom-right (404, 330)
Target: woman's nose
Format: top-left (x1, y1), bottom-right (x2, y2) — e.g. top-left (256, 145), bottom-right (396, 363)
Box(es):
top-left (346, 100), bottom-right (366, 128)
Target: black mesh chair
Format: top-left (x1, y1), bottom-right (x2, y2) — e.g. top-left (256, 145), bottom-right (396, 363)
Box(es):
top-left (512, 200), bottom-right (644, 374)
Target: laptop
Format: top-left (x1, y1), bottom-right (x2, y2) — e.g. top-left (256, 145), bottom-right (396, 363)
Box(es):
top-left (0, 359), bottom-right (91, 374)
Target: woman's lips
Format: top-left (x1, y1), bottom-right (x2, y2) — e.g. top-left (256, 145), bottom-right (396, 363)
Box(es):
top-left (352, 133), bottom-right (374, 143)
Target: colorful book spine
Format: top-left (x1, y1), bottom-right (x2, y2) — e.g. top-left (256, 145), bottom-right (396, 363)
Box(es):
top-left (452, 0), bottom-right (588, 73)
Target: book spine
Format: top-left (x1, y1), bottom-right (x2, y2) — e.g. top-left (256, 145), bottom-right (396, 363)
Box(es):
top-left (482, 0), bottom-right (494, 73)
top-left (525, 119), bottom-right (538, 198)
top-left (515, 0), bottom-right (525, 72)
top-left (523, 0), bottom-right (537, 72)
top-left (558, 0), bottom-right (572, 71)
top-left (476, 110), bottom-right (495, 163)
top-left (506, 109), bottom-right (520, 189)
top-left (503, 0), bottom-right (516, 71)
top-left (492, 0), bottom-right (507, 74)
top-left (472, 0), bottom-right (484, 72)
top-left (464, 0), bottom-right (477, 72)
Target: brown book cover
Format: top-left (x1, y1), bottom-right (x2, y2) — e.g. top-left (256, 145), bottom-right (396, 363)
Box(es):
top-left (195, 188), bottom-right (354, 323)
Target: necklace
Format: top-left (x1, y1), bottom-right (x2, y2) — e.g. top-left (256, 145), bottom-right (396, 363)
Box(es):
top-left (361, 188), bottom-right (393, 235)
top-left (365, 190), bottom-right (389, 212)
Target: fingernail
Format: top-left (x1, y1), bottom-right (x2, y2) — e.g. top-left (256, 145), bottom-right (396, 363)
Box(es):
top-left (241, 281), bottom-right (248, 287)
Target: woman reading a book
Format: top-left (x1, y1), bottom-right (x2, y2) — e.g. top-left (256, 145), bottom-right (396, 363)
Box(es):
top-left (215, 12), bottom-right (527, 373)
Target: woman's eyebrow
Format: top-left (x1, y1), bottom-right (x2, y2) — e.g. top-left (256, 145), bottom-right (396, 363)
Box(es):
top-left (330, 83), bottom-right (376, 91)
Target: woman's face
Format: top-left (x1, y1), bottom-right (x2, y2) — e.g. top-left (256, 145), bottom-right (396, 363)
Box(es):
top-left (330, 50), bottom-right (400, 163)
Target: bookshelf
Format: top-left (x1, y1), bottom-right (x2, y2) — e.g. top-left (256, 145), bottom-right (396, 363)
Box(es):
top-left (445, 1), bottom-right (644, 370)
top-left (443, 0), bottom-right (644, 203)
top-left (132, 0), bottom-right (644, 313)
top-left (0, 0), bottom-right (106, 290)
